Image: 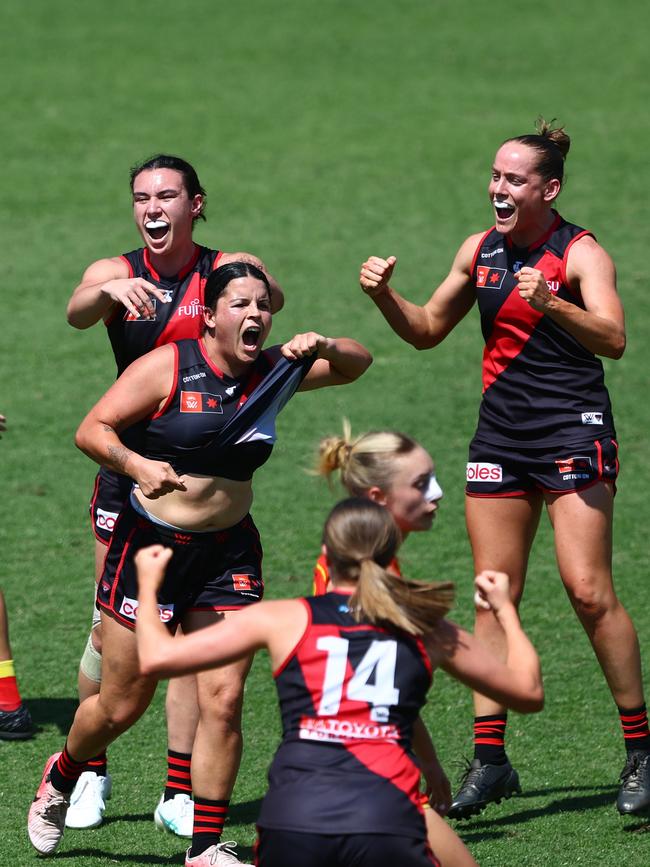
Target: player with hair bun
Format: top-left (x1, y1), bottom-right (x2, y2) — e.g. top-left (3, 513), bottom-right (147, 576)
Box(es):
top-left (360, 118), bottom-right (650, 819)
top-left (132, 497), bottom-right (543, 867)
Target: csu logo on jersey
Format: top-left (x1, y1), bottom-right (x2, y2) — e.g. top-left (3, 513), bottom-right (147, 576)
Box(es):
top-left (581, 411), bottom-right (603, 425)
top-left (180, 391), bottom-right (223, 413)
top-left (476, 266), bottom-right (507, 289)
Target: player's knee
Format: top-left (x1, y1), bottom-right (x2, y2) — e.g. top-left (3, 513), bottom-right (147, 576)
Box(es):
top-left (79, 631), bottom-right (102, 683)
top-left (98, 694), bottom-right (148, 733)
top-left (91, 620), bottom-right (103, 654)
top-left (198, 680), bottom-right (244, 726)
top-left (568, 580), bottom-right (615, 623)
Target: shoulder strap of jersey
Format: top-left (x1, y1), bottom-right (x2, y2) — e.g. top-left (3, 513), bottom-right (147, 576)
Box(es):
top-left (272, 598), bottom-right (313, 678)
top-left (150, 342), bottom-right (180, 420)
top-left (470, 227), bottom-right (497, 276)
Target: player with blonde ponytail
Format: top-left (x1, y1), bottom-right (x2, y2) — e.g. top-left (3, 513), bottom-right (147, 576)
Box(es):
top-left (313, 428), bottom-right (475, 866)
top-left (133, 497), bottom-right (542, 867)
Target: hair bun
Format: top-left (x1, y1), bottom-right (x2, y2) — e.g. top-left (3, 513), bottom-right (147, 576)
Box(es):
top-left (535, 116), bottom-right (570, 159)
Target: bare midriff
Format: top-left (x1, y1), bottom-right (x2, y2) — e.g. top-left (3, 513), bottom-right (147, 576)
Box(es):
top-left (133, 473), bottom-right (254, 531)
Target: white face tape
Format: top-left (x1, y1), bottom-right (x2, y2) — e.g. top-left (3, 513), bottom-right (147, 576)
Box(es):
top-left (424, 474), bottom-right (443, 503)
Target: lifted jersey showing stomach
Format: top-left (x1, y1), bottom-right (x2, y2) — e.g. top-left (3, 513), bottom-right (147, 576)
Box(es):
top-left (257, 592), bottom-right (431, 837)
top-left (472, 213), bottom-right (616, 447)
top-left (145, 339), bottom-right (311, 480)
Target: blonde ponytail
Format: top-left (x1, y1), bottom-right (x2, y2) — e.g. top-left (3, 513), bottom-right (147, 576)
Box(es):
top-left (316, 423), bottom-right (419, 495)
top-left (324, 498), bottom-right (454, 636)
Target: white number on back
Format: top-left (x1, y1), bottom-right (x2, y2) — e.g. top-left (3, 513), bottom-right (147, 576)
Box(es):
top-left (316, 636), bottom-right (400, 722)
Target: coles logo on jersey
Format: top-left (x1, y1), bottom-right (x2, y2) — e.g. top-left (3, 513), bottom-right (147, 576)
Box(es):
top-left (581, 411), bottom-right (603, 425)
top-left (118, 595), bottom-right (174, 623)
top-left (180, 391), bottom-right (223, 413)
top-left (476, 266), bottom-right (507, 290)
top-left (466, 462), bottom-right (503, 482)
top-left (96, 507), bottom-right (119, 533)
top-left (555, 456), bottom-right (592, 479)
top-left (232, 574), bottom-right (252, 592)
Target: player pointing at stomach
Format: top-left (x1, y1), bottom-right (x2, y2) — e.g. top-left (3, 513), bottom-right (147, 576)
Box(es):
top-left (65, 155), bottom-right (284, 835)
top-left (360, 118), bottom-right (650, 819)
top-left (29, 261), bottom-right (371, 865)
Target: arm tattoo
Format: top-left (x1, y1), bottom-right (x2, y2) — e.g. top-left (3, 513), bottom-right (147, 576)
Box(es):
top-left (107, 444), bottom-right (134, 472)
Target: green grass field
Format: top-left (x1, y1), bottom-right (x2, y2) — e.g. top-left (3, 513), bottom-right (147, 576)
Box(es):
top-left (1, 0), bottom-right (649, 864)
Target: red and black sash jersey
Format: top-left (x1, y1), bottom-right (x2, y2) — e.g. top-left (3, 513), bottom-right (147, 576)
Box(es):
top-left (257, 591), bottom-right (431, 837)
top-left (312, 552), bottom-right (402, 596)
top-left (472, 213), bottom-right (616, 447)
top-left (144, 339), bottom-right (312, 480)
top-left (105, 244), bottom-right (222, 376)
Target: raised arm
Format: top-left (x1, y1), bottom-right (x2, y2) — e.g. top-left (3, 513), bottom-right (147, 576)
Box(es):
top-left (431, 571), bottom-right (543, 714)
top-left (74, 345), bottom-right (186, 498)
top-left (135, 545), bottom-right (307, 676)
top-left (516, 235), bottom-right (625, 358)
top-left (67, 256), bottom-right (169, 329)
top-left (279, 334), bottom-right (373, 390)
top-left (220, 251), bottom-right (285, 314)
top-left (359, 234), bottom-right (481, 350)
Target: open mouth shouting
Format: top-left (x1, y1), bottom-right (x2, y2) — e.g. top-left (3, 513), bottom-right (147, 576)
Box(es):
top-left (493, 199), bottom-right (516, 224)
top-left (241, 325), bottom-right (262, 352)
top-left (144, 220), bottom-right (170, 241)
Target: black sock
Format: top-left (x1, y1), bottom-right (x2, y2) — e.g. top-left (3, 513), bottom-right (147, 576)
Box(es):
top-left (473, 714), bottom-right (508, 765)
top-left (85, 751), bottom-right (108, 777)
top-left (164, 749), bottom-right (192, 801)
top-left (618, 703), bottom-right (650, 753)
top-left (189, 796), bottom-right (229, 857)
top-left (49, 745), bottom-right (86, 794)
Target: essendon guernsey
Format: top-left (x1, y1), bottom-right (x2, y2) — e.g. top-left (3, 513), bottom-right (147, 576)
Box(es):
top-left (105, 244), bottom-right (222, 375)
top-left (471, 213), bottom-right (616, 447)
top-left (257, 592), bottom-right (432, 837)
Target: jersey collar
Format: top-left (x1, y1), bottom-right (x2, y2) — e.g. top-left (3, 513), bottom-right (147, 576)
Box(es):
top-left (143, 243), bottom-right (201, 282)
top-left (506, 210), bottom-right (562, 254)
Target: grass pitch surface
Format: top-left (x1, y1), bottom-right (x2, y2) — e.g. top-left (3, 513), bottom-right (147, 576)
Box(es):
top-left (1, 1), bottom-right (649, 864)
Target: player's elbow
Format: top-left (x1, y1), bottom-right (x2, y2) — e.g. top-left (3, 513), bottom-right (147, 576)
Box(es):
top-left (412, 337), bottom-right (437, 351)
top-left (339, 347), bottom-right (373, 382)
top-left (74, 421), bottom-right (94, 457)
top-left (357, 351), bottom-right (374, 377)
top-left (609, 330), bottom-right (626, 359)
top-left (138, 654), bottom-right (164, 678)
top-left (66, 300), bottom-right (93, 329)
top-left (270, 288), bottom-right (285, 314)
top-left (513, 682), bottom-right (544, 714)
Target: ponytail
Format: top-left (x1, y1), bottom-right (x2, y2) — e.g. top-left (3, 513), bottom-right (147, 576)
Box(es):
top-left (316, 422), bottom-right (419, 496)
top-left (323, 498), bottom-right (454, 636)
